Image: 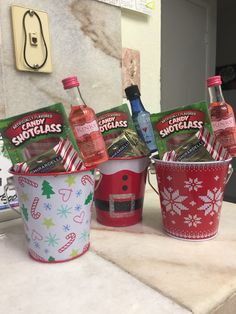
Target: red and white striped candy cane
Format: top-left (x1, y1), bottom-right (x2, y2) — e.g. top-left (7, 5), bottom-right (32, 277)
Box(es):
top-left (30, 197), bottom-right (41, 219)
top-left (13, 162), bottom-right (29, 173)
top-left (58, 232), bottom-right (76, 253)
top-left (18, 177), bottom-right (38, 188)
top-left (81, 175), bottom-right (94, 186)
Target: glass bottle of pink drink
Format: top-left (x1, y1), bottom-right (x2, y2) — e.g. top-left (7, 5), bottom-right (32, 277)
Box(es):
top-left (62, 76), bottom-right (108, 167)
top-left (207, 75), bottom-right (236, 156)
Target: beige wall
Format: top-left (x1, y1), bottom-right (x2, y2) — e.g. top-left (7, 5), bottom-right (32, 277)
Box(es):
top-left (0, 1), bottom-right (160, 118)
top-left (121, 1), bottom-right (161, 114)
top-left (0, 0), bottom-right (122, 118)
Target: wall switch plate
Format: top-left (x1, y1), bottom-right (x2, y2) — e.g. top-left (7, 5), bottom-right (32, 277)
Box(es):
top-left (122, 48), bottom-right (140, 98)
top-left (11, 5), bottom-right (52, 73)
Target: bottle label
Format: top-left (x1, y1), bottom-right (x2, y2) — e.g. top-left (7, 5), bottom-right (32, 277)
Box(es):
top-left (135, 115), bottom-right (157, 151)
top-left (212, 116), bottom-right (235, 131)
top-left (74, 120), bottom-right (99, 138)
top-left (215, 132), bottom-right (236, 156)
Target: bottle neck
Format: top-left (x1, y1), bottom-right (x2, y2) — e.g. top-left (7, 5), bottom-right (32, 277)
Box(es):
top-left (66, 86), bottom-right (87, 107)
top-left (129, 97), bottom-right (145, 114)
top-left (208, 84), bottom-right (225, 103)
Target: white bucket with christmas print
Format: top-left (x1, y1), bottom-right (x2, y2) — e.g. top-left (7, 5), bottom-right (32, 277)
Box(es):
top-left (6, 167), bottom-right (95, 262)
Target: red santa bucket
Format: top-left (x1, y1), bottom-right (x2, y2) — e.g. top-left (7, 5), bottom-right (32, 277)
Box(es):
top-left (151, 157), bottom-right (232, 240)
top-left (94, 156), bottom-right (150, 227)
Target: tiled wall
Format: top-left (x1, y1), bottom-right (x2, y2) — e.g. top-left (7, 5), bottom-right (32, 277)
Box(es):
top-left (0, 0), bottom-right (122, 118)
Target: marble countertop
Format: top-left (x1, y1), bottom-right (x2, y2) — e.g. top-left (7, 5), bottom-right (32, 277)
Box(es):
top-left (1, 188), bottom-right (236, 314)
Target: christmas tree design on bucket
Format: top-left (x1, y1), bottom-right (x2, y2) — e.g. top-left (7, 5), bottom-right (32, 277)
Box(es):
top-left (42, 180), bottom-right (55, 199)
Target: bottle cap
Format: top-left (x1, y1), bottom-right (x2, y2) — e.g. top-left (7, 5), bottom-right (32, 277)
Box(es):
top-left (125, 85), bottom-right (141, 100)
top-left (207, 75), bottom-right (222, 87)
top-left (62, 76), bottom-right (80, 89)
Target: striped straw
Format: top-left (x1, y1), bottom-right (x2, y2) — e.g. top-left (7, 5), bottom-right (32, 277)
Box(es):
top-left (195, 127), bottom-right (231, 161)
top-left (54, 138), bottom-right (84, 171)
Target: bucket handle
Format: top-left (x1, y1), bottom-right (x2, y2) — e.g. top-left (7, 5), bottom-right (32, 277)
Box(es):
top-left (94, 169), bottom-right (103, 191)
top-left (147, 163), bottom-right (159, 195)
top-left (226, 164), bottom-right (233, 185)
top-left (4, 177), bottom-right (21, 216)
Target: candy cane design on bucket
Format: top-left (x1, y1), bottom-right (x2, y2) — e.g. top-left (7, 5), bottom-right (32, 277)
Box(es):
top-left (58, 232), bottom-right (76, 253)
top-left (18, 176), bottom-right (38, 188)
top-left (30, 197), bottom-right (41, 219)
top-left (81, 175), bottom-right (94, 186)
top-left (10, 167), bottom-right (95, 262)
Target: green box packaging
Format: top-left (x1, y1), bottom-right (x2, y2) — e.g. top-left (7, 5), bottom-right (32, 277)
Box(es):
top-left (151, 101), bottom-right (213, 158)
top-left (0, 103), bottom-right (78, 164)
top-left (96, 103), bottom-right (136, 146)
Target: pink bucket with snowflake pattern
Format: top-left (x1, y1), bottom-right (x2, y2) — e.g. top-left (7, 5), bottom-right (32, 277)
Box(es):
top-left (7, 167), bottom-right (95, 262)
top-left (152, 157), bottom-right (232, 240)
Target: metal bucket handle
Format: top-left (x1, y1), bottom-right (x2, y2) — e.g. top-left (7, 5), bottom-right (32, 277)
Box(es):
top-left (225, 164), bottom-right (233, 185)
top-left (147, 159), bottom-right (159, 195)
top-left (94, 169), bottom-right (103, 191)
top-left (3, 176), bottom-right (21, 215)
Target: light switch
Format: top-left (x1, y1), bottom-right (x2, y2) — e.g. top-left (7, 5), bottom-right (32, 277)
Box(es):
top-left (11, 5), bottom-right (52, 73)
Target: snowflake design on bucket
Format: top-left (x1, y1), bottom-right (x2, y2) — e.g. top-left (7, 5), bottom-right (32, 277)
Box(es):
top-left (79, 230), bottom-right (90, 242)
top-left (184, 214), bottom-right (201, 227)
top-left (184, 177), bottom-right (203, 192)
top-left (45, 233), bottom-right (59, 247)
top-left (57, 205), bottom-right (72, 218)
top-left (161, 188), bottom-right (188, 215)
top-left (198, 188), bottom-right (223, 216)
top-left (44, 203), bottom-right (52, 211)
top-left (63, 224), bottom-right (71, 232)
top-left (34, 241), bottom-right (40, 249)
top-left (76, 189), bottom-right (82, 198)
top-left (75, 204), bottom-right (82, 212)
